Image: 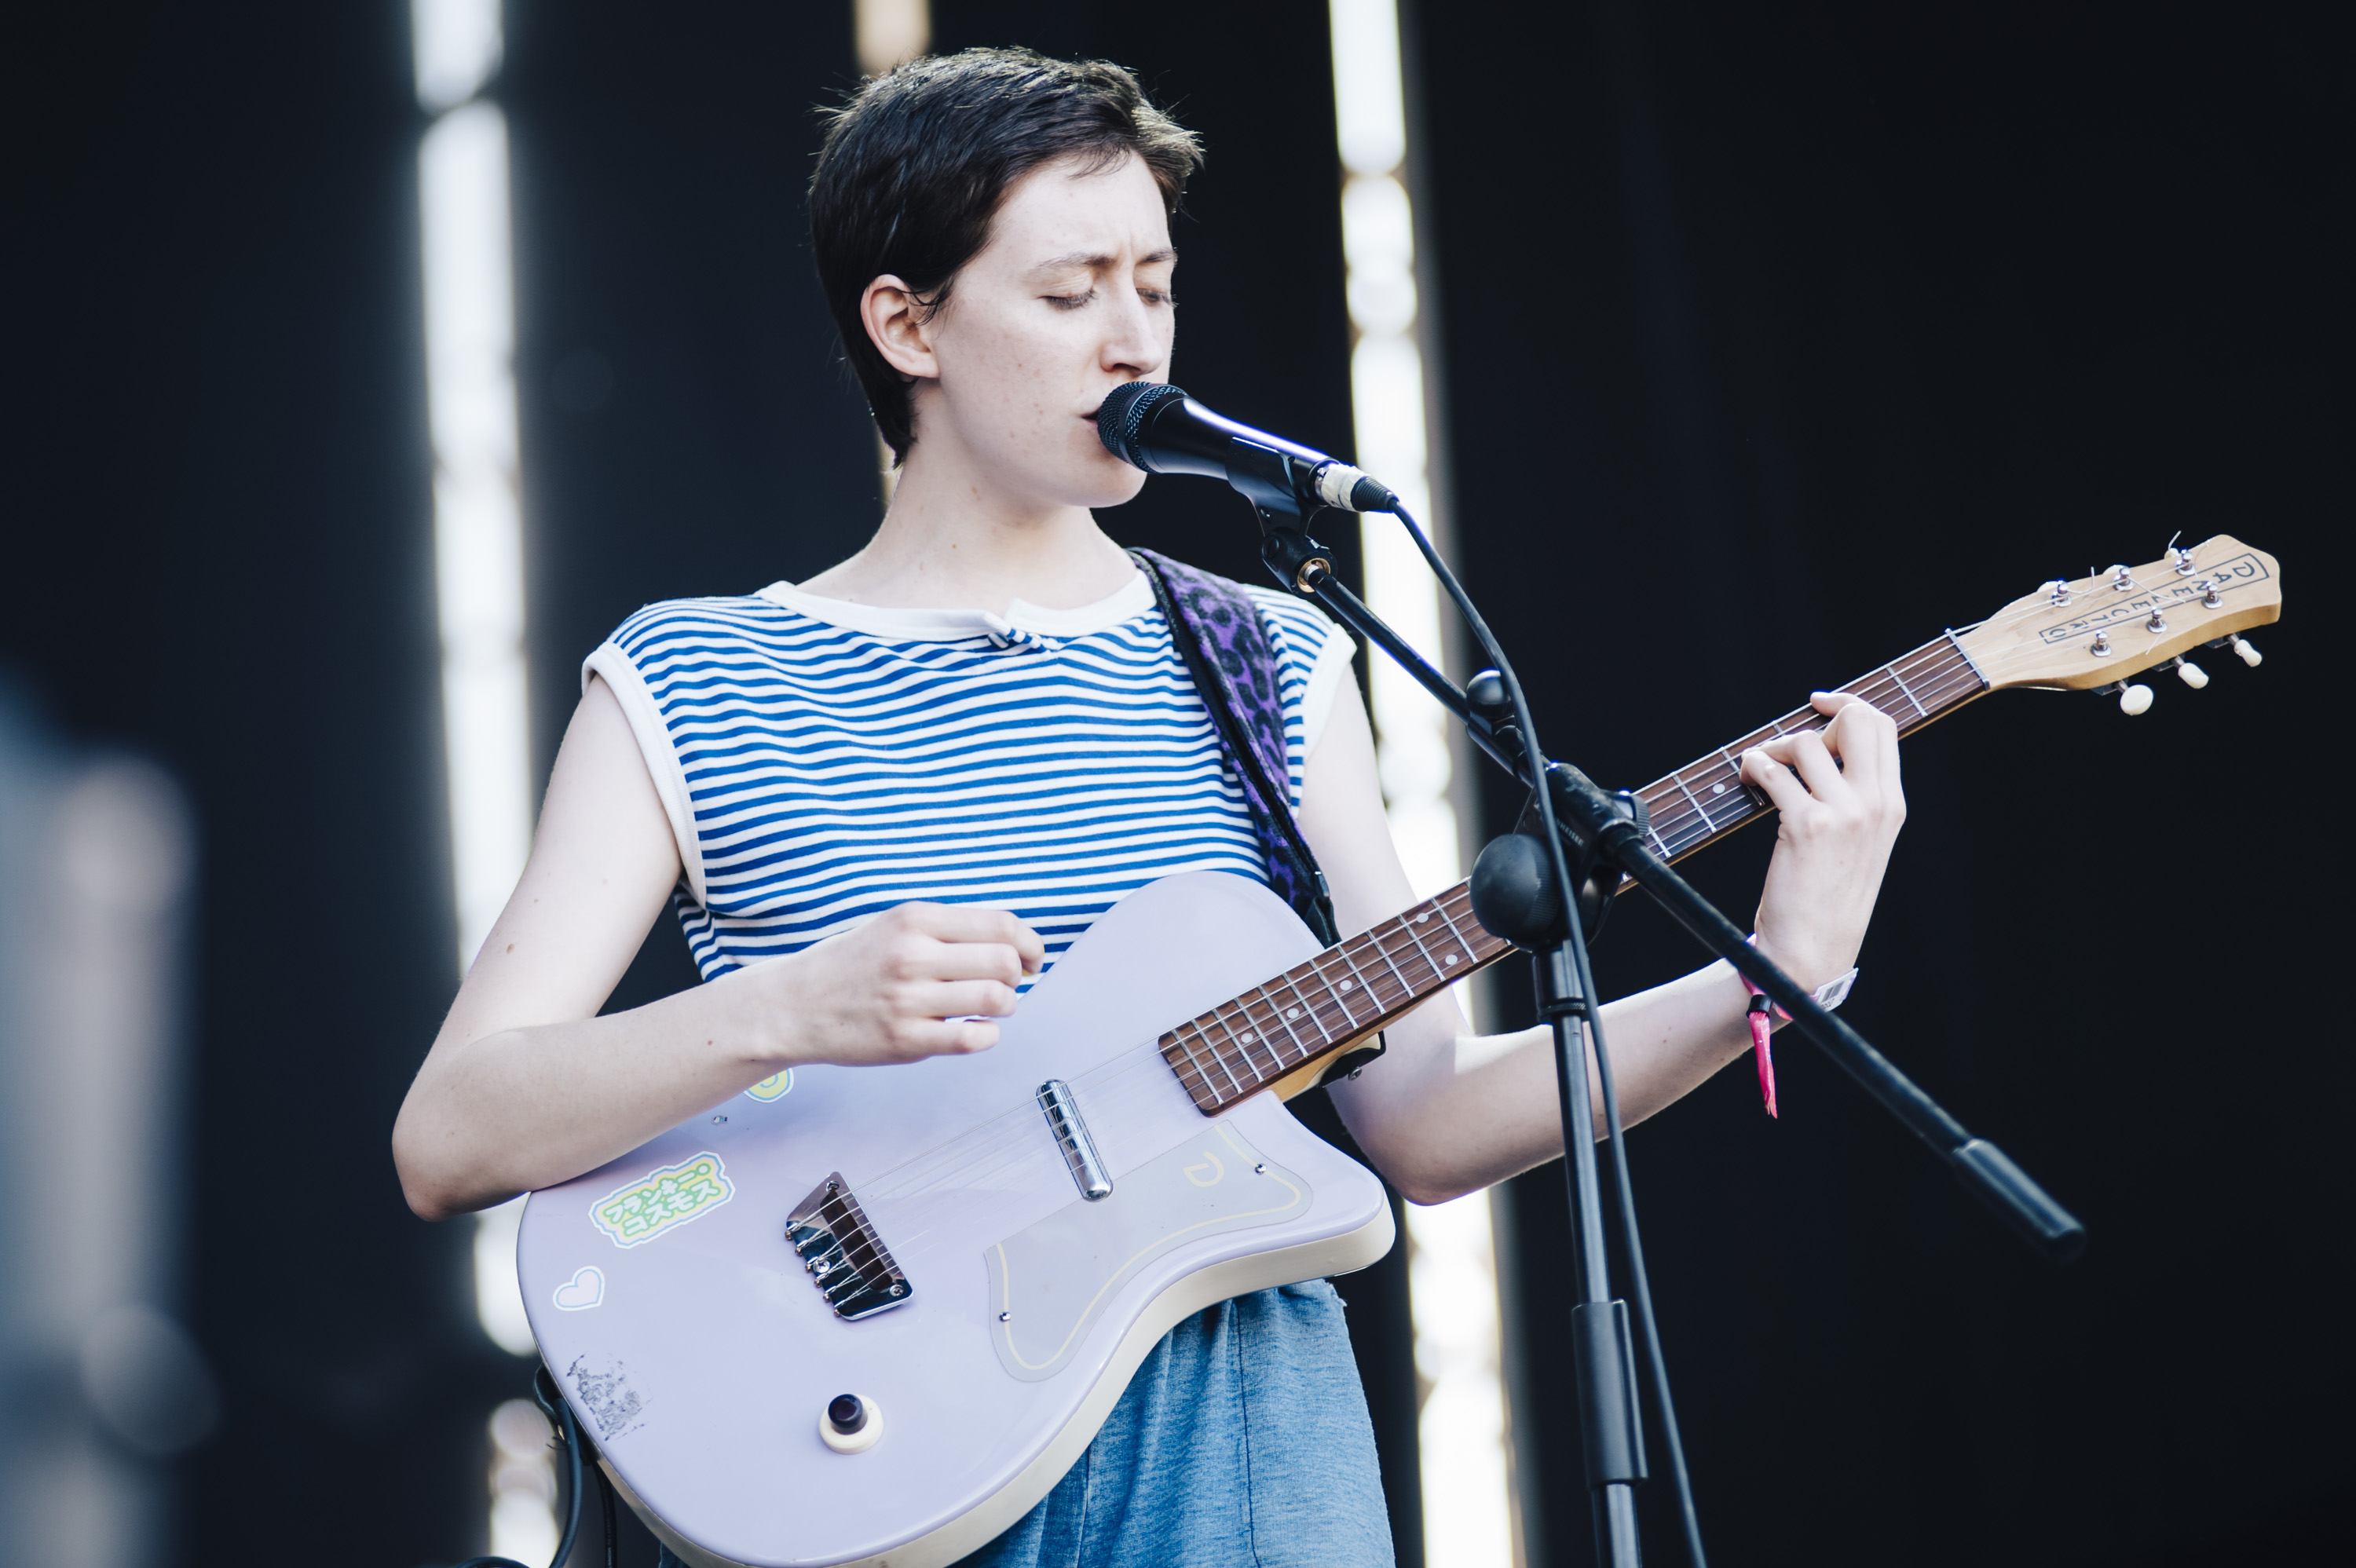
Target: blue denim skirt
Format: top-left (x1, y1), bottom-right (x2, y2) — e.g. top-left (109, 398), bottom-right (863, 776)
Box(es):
top-left (656, 1281), bottom-right (1391, 1568)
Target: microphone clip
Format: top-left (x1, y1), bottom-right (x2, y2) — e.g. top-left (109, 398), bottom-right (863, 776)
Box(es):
top-left (1259, 518), bottom-right (1337, 596)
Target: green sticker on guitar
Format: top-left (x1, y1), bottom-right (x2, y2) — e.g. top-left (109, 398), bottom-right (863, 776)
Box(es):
top-left (591, 1153), bottom-right (734, 1248)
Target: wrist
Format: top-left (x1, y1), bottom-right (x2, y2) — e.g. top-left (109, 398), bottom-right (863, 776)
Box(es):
top-left (701, 956), bottom-right (808, 1071)
top-left (1740, 937), bottom-right (1859, 1023)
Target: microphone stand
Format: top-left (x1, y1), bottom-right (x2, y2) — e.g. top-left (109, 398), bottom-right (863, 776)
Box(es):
top-left (1246, 510), bottom-right (2085, 1568)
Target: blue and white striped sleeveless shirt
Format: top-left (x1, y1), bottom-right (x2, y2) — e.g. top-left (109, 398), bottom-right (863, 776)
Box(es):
top-left (582, 568), bottom-right (1358, 977)
top-left (590, 567), bottom-right (1396, 1567)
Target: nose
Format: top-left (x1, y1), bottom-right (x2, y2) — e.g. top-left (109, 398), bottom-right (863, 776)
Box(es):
top-left (1099, 282), bottom-right (1165, 380)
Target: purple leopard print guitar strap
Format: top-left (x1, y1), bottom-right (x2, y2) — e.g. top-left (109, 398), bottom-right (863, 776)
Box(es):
top-left (1129, 548), bottom-right (1340, 948)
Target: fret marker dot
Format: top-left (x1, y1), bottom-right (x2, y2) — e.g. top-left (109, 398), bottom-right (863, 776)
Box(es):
top-left (1339, 979), bottom-right (1355, 990)
top-left (1240, 1030), bottom-right (1256, 1042)
top-left (1285, 1007), bottom-right (1301, 1019)
top-left (1711, 783), bottom-right (1726, 795)
top-left (1414, 913), bottom-right (1429, 923)
top-left (1443, 953), bottom-right (1458, 965)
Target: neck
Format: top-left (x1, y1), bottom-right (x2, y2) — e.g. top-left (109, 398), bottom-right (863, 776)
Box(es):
top-left (799, 436), bottom-right (1136, 615)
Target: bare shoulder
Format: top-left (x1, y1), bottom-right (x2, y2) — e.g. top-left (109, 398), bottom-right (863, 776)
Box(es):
top-left (437, 677), bottom-right (684, 1039)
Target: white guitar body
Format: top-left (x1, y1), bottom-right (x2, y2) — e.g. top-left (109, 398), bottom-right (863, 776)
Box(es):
top-left (517, 872), bottom-right (1396, 1568)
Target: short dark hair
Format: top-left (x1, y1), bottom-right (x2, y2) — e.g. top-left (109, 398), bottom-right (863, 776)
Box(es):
top-left (809, 49), bottom-right (1204, 461)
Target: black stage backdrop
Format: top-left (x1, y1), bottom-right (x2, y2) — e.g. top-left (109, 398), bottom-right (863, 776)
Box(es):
top-left (3, 2), bottom-right (2343, 1564)
top-left (1410, 1), bottom-right (2347, 1565)
top-left (3, 4), bottom-right (496, 1561)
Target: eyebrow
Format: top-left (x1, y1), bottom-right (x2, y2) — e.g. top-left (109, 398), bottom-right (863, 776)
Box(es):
top-left (1026, 247), bottom-right (1178, 276)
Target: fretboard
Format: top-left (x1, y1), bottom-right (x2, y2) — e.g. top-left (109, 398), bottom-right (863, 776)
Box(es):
top-left (1161, 880), bottom-right (1513, 1114)
top-left (1620, 630), bottom-right (1987, 864)
top-left (1159, 633), bottom-right (1991, 1113)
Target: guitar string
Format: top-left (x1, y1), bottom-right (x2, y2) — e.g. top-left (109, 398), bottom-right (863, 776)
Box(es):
top-left (854, 909), bottom-right (1482, 1241)
top-left (805, 561), bottom-right (2260, 1256)
top-left (1629, 576), bottom-right (2237, 852)
top-left (1634, 641), bottom-right (1981, 852)
top-left (860, 906), bottom-right (1473, 1224)
top-left (873, 625), bottom-right (2049, 1219)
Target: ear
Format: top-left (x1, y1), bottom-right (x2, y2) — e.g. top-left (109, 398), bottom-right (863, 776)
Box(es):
top-left (860, 275), bottom-right (938, 382)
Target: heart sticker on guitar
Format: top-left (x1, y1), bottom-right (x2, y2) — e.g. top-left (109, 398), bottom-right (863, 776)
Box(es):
top-left (552, 1266), bottom-right (605, 1311)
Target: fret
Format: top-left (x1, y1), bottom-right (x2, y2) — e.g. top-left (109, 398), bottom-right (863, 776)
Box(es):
top-left (1310, 948), bottom-right (1370, 1037)
top-left (1156, 634), bottom-right (2006, 1116)
top-left (1253, 982), bottom-right (1318, 1065)
top-left (1271, 969), bottom-right (1330, 1061)
top-left (1194, 1017), bottom-right (1250, 1101)
top-left (1428, 900), bottom-right (1491, 978)
top-left (1228, 997), bottom-right (1286, 1079)
top-left (1666, 768), bottom-right (1718, 837)
top-left (1881, 657), bottom-right (1930, 720)
top-left (1163, 1024), bottom-right (1216, 1102)
top-left (1363, 919), bottom-right (1418, 1006)
top-left (1216, 993), bottom-right (1272, 1083)
top-left (1327, 946), bottom-right (1377, 1029)
top-left (1393, 908), bottom-right (1448, 991)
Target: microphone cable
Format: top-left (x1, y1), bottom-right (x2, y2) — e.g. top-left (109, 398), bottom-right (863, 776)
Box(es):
top-left (1377, 500), bottom-right (1710, 1568)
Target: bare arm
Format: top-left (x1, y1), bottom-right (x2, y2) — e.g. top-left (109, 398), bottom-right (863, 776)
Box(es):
top-left (390, 677), bottom-right (1044, 1220)
top-left (1304, 682), bottom-right (1904, 1206)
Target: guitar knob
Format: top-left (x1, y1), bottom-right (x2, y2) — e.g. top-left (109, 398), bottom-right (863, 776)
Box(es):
top-left (819, 1392), bottom-right (884, 1453)
top-left (2232, 636), bottom-right (2263, 667)
top-left (2173, 658), bottom-right (2209, 689)
top-left (2116, 683), bottom-right (2153, 716)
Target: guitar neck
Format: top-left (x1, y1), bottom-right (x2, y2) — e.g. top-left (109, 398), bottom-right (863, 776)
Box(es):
top-left (1158, 632), bottom-right (1990, 1115)
top-left (1626, 630), bottom-right (1987, 864)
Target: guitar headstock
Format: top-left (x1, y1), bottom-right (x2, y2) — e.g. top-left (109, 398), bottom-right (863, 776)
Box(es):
top-left (1955, 535), bottom-right (2281, 696)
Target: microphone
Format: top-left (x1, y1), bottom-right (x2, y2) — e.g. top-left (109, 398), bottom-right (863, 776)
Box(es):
top-left (1095, 381), bottom-right (1399, 517)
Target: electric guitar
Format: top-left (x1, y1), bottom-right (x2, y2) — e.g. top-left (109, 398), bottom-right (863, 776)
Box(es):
top-left (517, 537), bottom-right (2281, 1568)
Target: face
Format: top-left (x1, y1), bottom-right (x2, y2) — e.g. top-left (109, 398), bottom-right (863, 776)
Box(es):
top-left (865, 152), bottom-right (1176, 510)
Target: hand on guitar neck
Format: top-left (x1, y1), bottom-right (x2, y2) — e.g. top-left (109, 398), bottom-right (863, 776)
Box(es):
top-left (1301, 685), bottom-right (1908, 1206)
top-left (1740, 691), bottom-right (1907, 996)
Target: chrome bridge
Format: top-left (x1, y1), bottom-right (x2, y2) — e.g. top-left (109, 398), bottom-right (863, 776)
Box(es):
top-left (785, 1173), bottom-right (913, 1321)
top-left (1037, 1078), bottom-right (1113, 1202)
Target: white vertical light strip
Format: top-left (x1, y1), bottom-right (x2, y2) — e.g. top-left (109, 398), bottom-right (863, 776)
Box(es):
top-left (416, 0), bottom-right (529, 989)
top-left (412, 2), bottom-right (547, 1555)
top-left (1329, 3), bottom-right (1519, 1566)
top-left (422, 95), bottom-right (531, 980)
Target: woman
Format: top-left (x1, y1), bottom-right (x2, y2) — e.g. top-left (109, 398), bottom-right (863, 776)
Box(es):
top-left (393, 47), bottom-right (1905, 1568)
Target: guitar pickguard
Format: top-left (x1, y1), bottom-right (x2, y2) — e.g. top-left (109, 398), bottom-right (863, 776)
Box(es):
top-left (983, 1121), bottom-right (1308, 1383)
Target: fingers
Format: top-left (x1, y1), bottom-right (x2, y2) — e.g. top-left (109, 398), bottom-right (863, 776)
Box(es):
top-left (1746, 694), bottom-right (1901, 808)
top-left (885, 1016), bottom-right (1003, 1058)
top-left (893, 903), bottom-right (1047, 974)
top-left (1770, 727), bottom-right (1852, 802)
top-left (912, 978), bottom-right (1023, 1020)
top-left (1740, 744), bottom-right (1813, 815)
top-left (1812, 691), bottom-right (1900, 796)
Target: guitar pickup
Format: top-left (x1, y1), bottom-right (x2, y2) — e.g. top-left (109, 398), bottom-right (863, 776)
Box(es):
top-left (785, 1173), bottom-right (913, 1321)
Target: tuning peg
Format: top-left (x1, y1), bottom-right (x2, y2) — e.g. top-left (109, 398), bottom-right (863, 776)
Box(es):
top-left (2109, 682), bottom-right (2154, 716)
top-left (2232, 636), bottom-right (2263, 667)
top-left (2171, 656), bottom-right (2208, 689)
